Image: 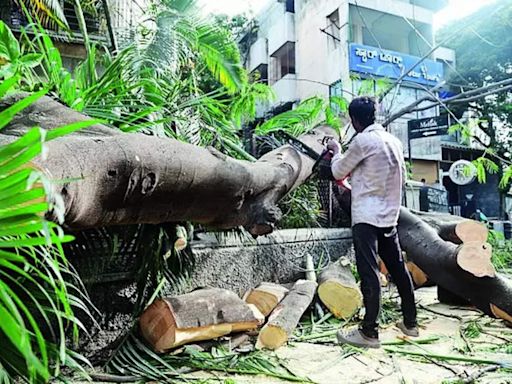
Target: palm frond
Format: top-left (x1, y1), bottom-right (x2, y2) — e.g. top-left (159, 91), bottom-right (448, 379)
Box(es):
top-left (256, 96), bottom-right (326, 136)
top-left (0, 87), bottom-right (93, 382)
top-left (108, 334), bottom-right (310, 383)
top-left (18, 0), bottom-right (69, 30)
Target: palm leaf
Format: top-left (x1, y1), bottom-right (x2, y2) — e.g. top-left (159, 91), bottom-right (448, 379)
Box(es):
top-left (0, 87), bottom-right (93, 382)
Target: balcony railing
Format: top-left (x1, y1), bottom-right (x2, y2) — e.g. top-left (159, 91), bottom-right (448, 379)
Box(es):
top-left (4, 1), bottom-right (106, 43)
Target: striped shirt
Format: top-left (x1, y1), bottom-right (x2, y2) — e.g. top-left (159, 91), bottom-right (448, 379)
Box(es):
top-left (331, 124), bottom-right (405, 228)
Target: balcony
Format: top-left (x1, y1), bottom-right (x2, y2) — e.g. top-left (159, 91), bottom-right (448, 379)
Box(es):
top-left (248, 37), bottom-right (268, 72)
top-left (268, 12), bottom-right (295, 56)
top-left (2, 1), bottom-right (107, 45)
top-left (272, 73), bottom-right (298, 105)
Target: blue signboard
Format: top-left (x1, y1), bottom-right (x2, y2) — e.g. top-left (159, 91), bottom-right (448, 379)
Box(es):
top-left (349, 43), bottom-right (444, 86)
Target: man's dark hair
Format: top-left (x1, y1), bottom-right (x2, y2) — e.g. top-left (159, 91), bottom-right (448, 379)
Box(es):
top-left (348, 96), bottom-right (376, 127)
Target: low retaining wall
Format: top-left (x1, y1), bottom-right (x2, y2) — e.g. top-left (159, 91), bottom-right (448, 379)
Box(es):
top-left (175, 228), bottom-right (353, 296)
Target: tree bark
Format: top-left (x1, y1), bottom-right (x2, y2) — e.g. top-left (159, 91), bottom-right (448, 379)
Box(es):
top-left (412, 210), bottom-right (488, 244)
top-left (139, 288), bottom-right (264, 352)
top-left (256, 280), bottom-right (317, 350)
top-left (1, 94), bottom-right (336, 235)
top-left (398, 208), bottom-right (512, 321)
top-left (317, 259), bottom-right (362, 319)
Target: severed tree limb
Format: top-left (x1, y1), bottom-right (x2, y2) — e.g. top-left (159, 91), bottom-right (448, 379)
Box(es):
top-left (412, 210), bottom-right (488, 244)
top-left (398, 208), bottom-right (511, 321)
top-left (256, 280), bottom-right (317, 350)
top-left (1, 94), bottom-right (337, 236)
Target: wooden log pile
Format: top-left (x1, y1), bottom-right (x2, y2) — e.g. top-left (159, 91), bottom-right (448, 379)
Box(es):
top-left (139, 265), bottom-right (364, 352)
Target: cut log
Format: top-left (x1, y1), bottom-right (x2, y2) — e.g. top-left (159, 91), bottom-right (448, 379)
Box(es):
top-left (412, 210), bottom-right (488, 244)
top-left (406, 261), bottom-right (431, 288)
top-left (317, 259), bottom-right (362, 319)
top-left (139, 288), bottom-right (264, 352)
top-left (174, 225), bottom-right (188, 251)
top-left (243, 283), bottom-right (289, 317)
top-left (256, 280), bottom-right (317, 350)
top-left (397, 208), bottom-right (512, 322)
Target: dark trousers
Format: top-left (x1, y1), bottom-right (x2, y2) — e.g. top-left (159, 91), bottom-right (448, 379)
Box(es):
top-left (352, 223), bottom-right (417, 339)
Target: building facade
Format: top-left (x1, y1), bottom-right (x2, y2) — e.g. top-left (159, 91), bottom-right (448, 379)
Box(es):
top-left (242, 0), bottom-right (506, 219)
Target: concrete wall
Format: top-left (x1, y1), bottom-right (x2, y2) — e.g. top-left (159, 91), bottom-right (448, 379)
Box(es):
top-left (174, 228), bottom-right (353, 297)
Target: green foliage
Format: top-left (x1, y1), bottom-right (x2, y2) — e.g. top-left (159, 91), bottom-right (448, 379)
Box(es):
top-left (0, 82), bottom-right (93, 382)
top-left (256, 95), bottom-right (348, 137)
top-left (277, 183), bottom-right (322, 229)
top-left (462, 321), bottom-right (482, 339)
top-left (108, 335), bottom-right (309, 382)
top-left (438, 0), bottom-right (512, 84)
top-left (472, 157), bottom-right (499, 183)
top-left (0, 21), bottom-right (42, 81)
top-left (488, 230), bottom-right (512, 271)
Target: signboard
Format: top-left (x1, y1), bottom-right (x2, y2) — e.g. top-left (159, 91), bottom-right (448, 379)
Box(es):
top-left (419, 186), bottom-right (449, 213)
top-left (349, 43), bottom-right (444, 86)
top-left (449, 160), bottom-right (476, 185)
top-left (408, 115), bottom-right (449, 140)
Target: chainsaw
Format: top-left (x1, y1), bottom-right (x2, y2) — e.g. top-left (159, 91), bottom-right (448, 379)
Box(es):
top-left (273, 130), bottom-right (351, 190)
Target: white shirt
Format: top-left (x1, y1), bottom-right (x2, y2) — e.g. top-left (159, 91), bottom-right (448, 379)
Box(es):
top-left (331, 124), bottom-right (405, 228)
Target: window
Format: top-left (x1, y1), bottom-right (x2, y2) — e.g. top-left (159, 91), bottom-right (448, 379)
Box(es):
top-left (285, 0), bottom-right (295, 13)
top-left (270, 42), bottom-right (295, 82)
top-left (326, 9), bottom-right (340, 50)
top-left (251, 64), bottom-right (269, 85)
top-left (279, 0), bottom-right (295, 13)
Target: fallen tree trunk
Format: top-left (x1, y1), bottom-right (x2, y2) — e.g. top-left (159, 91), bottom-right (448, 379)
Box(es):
top-left (1, 94), bottom-right (337, 235)
top-left (139, 288), bottom-right (264, 352)
top-left (334, 188), bottom-right (512, 323)
top-left (398, 208), bottom-right (512, 322)
top-left (317, 259), bottom-right (362, 319)
top-left (243, 283), bottom-right (289, 317)
top-left (256, 280), bottom-right (317, 350)
top-left (412, 210), bottom-right (488, 244)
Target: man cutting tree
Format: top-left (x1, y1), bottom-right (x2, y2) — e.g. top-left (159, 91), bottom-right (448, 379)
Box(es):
top-left (326, 96), bottom-right (418, 348)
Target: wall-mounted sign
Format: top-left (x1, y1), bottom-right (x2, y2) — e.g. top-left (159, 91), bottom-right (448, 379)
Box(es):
top-left (449, 160), bottom-right (476, 185)
top-left (408, 115), bottom-right (449, 140)
top-left (349, 43), bottom-right (444, 86)
top-left (419, 186), bottom-right (449, 213)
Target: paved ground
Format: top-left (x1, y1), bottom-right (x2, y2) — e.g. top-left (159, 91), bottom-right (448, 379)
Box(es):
top-left (187, 287), bottom-right (512, 384)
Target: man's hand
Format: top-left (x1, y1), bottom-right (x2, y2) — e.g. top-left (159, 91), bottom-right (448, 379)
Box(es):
top-left (326, 138), bottom-right (342, 156)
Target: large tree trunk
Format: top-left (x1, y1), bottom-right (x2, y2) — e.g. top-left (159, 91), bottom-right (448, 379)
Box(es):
top-left (1, 94), bottom-right (336, 236)
top-left (397, 208), bottom-right (512, 321)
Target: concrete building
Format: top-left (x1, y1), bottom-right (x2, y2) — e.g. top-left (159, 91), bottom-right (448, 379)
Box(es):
top-left (0, 0), bottom-right (144, 68)
top-left (241, 0), bottom-right (506, 218)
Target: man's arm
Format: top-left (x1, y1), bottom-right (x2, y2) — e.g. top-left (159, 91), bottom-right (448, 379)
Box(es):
top-left (329, 137), bottom-right (365, 180)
